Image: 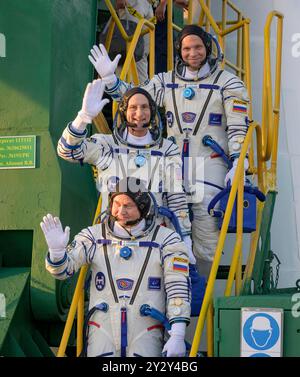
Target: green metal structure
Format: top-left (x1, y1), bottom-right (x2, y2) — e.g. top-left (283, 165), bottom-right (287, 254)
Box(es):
top-left (214, 294), bottom-right (300, 357)
top-left (0, 0), bottom-right (98, 356)
top-left (214, 191), bottom-right (300, 356)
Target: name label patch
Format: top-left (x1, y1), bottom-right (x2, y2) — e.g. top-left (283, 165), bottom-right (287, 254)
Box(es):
top-left (208, 113), bottom-right (222, 126)
top-left (148, 277), bottom-right (161, 290)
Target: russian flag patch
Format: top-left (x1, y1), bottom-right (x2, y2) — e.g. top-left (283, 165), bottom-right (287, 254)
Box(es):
top-left (173, 257), bottom-right (189, 274)
top-left (232, 100), bottom-right (248, 113)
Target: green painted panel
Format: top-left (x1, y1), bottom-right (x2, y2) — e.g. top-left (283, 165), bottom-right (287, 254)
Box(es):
top-left (0, 268), bottom-right (54, 356)
top-left (0, 0), bottom-right (98, 324)
top-left (214, 294), bottom-right (300, 357)
top-left (215, 309), bottom-right (241, 356)
top-left (0, 230), bottom-right (33, 267)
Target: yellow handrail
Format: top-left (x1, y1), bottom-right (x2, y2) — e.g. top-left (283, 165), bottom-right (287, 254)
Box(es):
top-left (206, 301), bottom-right (214, 356)
top-left (198, 0), bottom-right (221, 34)
top-left (167, 0), bottom-right (174, 71)
top-left (56, 265), bottom-right (88, 357)
top-left (189, 123), bottom-right (260, 357)
top-left (57, 197), bottom-right (102, 357)
top-left (76, 286), bottom-right (84, 356)
top-left (102, 0), bottom-right (156, 117)
top-left (261, 11), bottom-right (283, 190)
top-left (224, 177), bottom-right (244, 297)
top-left (111, 17), bottom-right (155, 117)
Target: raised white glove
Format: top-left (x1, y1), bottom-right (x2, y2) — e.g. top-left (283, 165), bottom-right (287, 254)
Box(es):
top-left (162, 322), bottom-right (186, 357)
top-left (40, 214), bottom-right (70, 262)
top-left (183, 235), bottom-right (196, 265)
top-left (74, 79), bottom-right (110, 127)
top-left (88, 44), bottom-right (121, 86)
top-left (224, 158), bottom-right (249, 186)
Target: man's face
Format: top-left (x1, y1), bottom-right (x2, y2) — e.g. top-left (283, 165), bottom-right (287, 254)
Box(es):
top-left (181, 34), bottom-right (207, 71)
top-left (111, 194), bottom-right (140, 226)
top-left (126, 93), bottom-right (151, 136)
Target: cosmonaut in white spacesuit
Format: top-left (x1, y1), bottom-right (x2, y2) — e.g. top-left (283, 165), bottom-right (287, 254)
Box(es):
top-left (114, 0), bottom-right (155, 83)
top-left (88, 24), bottom-right (250, 278)
top-left (57, 79), bottom-right (195, 263)
top-left (40, 177), bottom-right (191, 357)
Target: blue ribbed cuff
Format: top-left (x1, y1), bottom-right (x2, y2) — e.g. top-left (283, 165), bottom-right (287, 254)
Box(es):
top-left (105, 78), bottom-right (120, 93)
top-left (46, 252), bottom-right (67, 266)
top-left (169, 317), bottom-right (190, 325)
top-left (67, 122), bottom-right (88, 137)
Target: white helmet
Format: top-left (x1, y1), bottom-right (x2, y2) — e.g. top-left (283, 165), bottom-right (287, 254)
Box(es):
top-left (250, 316), bottom-right (272, 331)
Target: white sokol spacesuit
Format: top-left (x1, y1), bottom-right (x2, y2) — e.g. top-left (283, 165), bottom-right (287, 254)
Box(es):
top-left (43, 181), bottom-right (191, 357)
top-left (117, 0), bottom-right (154, 83)
top-left (90, 25), bottom-right (250, 275)
top-left (57, 86), bottom-right (192, 239)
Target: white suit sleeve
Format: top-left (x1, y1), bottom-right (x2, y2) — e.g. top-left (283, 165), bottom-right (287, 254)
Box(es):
top-left (161, 231), bottom-right (191, 325)
top-left (45, 226), bottom-right (99, 280)
top-left (57, 123), bottom-right (113, 169)
top-left (222, 73), bottom-right (250, 157)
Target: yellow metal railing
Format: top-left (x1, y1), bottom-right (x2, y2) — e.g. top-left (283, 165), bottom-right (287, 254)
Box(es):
top-left (241, 11), bottom-right (283, 291)
top-left (100, 0), bottom-right (156, 118)
top-left (103, 0), bottom-right (155, 82)
top-left (167, 0), bottom-right (174, 70)
top-left (190, 122), bottom-right (260, 356)
top-left (56, 198), bottom-right (103, 357)
top-left (261, 11), bottom-right (283, 190)
top-left (189, 5), bottom-right (283, 357)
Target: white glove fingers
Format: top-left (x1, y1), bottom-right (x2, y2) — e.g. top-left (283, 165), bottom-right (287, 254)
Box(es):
top-left (96, 79), bottom-right (106, 99)
top-left (64, 226), bottom-right (70, 244)
top-left (89, 82), bottom-right (102, 106)
top-left (93, 44), bottom-right (103, 58)
top-left (83, 83), bottom-right (92, 103)
top-left (40, 221), bottom-right (47, 234)
top-left (92, 78), bottom-right (104, 91)
top-left (90, 48), bottom-right (100, 62)
top-left (112, 54), bottom-right (122, 67)
top-left (42, 215), bottom-right (50, 230)
top-left (88, 54), bottom-right (97, 66)
top-left (46, 213), bottom-right (56, 229)
top-left (99, 43), bottom-right (109, 57)
top-left (53, 216), bottom-right (64, 232)
top-left (85, 82), bottom-right (92, 94)
top-left (100, 99), bottom-right (110, 109)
